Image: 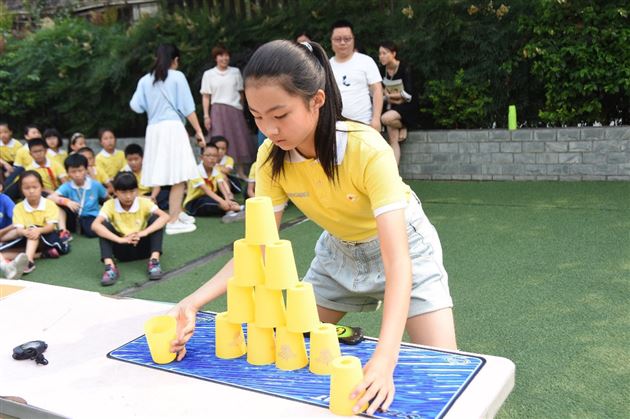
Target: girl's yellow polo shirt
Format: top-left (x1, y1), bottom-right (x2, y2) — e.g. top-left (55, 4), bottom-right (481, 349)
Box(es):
top-left (0, 139), bottom-right (23, 164)
top-left (256, 121), bottom-right (410, 242)
top-left (12, 197), bottom-right (60, 228)
top-left (95, 149), bottom-right (126, 182)
top-left (98, 196), bottom-right (157, 236)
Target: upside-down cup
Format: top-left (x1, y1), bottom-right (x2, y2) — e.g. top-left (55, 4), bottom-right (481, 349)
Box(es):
top-left (254, 285), bottom-right (286, 328)
top-left (144, 315), bottom-right (177, 364)
top-left (309, 323), bottom-right (341, 375)
top-left (329, 356), bottom-right (368, 416)
top-left (275, 326), bottom-right (308, 371)
top-left (227, 278), bottom-right (255, 324)
top-left (286, 282), bottom-right (320, 333)
top-left (264, 240), bottom-right (299, 290)
top-left (246, 323), bottom-right (275, 365)
top-left (245, 197), bottom-right (279, 245)
top-left (233, 239), bottom-right (265, 286)
top-left (214, 312), bottom-right (247, 359)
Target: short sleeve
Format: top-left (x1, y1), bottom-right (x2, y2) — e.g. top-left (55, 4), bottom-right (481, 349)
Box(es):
top-left (254, 141), bottom-right (288, 212)
top-left (12, 205), bottom-right (25, 228)
top-left (56, 183), bottom-right (70, 197)
top-left (175, 71), bottom-right (196, 116)
top-left (361, 144), bottom-right (407, 217)
top-left (235, 69), bottom-right (244, 91)
top-left (225, 156), bottom-right (235, 169)
top-left (200, 70), bottom-right (212, 94)
top-left (98, 200), bottom-right (114, 221)
top-left (53, 161), bottom-right (67, 180)
top-left (190, 178), bottom-right (204, 188)
top-left (95, 182), bottom-right (108, 200)
top-left (365, 56), bottom-right (382, 85)
top-left (45, 201), bottom-right (60, 224)
top-left (130, 76), bottom-right (147, 114)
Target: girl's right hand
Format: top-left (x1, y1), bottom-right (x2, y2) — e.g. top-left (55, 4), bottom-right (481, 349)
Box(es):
top-left (195, 130), bottom-right (205, 147)
top-left (204, 116), bottom-right (211, 131)
top-left (168, 301), bottom-right (198, 361)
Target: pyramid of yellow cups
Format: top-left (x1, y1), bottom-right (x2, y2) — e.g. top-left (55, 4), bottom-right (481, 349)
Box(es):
top-left (215, 196), bottom-right (342, 376)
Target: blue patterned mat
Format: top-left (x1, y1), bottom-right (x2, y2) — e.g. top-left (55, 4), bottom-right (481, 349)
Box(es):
top-left (108, 312), bottom-right (484, 418)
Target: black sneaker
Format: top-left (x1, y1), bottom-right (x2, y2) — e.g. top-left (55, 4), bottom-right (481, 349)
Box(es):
top-left (147, 259), bottom-right (162, 280)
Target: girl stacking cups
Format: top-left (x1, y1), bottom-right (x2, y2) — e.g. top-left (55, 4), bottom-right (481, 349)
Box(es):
top-left (169, 40), bottom-right (457, 415)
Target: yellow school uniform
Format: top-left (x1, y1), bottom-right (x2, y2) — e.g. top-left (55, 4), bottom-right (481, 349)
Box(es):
top-left (12, 197), bottom-right (60, 228)
top-left (0, 139), bottom-right (23, 164)
top-left (121, 164), bottom-right (151, 195)
top-left (218, 155), bottom-right (235, 172)
top-left (13, 143), bottom-right (33, 168)
top-left (26, 158), bottom-right (68, 191)
top-left (90, 166), bottom-right (110, 186)
top-left (183, 163), bottom-right (224, 207)
top-left (98, 196), bottom-right (157, 236)
top-left (95, 149), bottom-right (126, 182)
top-left (47, 149), bottom-right (68, 168)
top-left (256, 121), bottom-right (410, 242)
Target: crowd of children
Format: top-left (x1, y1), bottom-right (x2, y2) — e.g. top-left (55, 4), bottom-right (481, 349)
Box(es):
top-left (0, 121), bottom-right (251, 284)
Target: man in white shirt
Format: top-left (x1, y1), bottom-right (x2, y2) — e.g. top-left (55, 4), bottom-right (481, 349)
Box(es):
top-left (329, 19), bottom-right (383, 131)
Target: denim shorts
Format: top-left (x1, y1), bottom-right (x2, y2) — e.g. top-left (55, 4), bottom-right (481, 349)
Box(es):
top-left (303, 193), bottom-right (453, 318)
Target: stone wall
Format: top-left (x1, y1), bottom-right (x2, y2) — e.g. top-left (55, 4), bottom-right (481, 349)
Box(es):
top-left (398, 126), bottom-right (630, 181)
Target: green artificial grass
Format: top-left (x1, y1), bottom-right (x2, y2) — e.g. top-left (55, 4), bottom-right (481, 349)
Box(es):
top-left (16, 181), bottom-right (630, 418)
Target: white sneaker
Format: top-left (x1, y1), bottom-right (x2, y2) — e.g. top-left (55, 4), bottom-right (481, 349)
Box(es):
top-left (2, 253), bottom-right (29, 279)
top-left (178, 212), bottom-right (196, 224)
top-left (166, 220), bottom-right (197, 235)
top-left (221, 210), bottom-right (246, 224)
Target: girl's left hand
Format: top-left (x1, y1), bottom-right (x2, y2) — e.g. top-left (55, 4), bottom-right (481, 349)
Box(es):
top-left (351, 353), bottom-right (397, 415)
top-left (195, 131), bottom-right (205, 147)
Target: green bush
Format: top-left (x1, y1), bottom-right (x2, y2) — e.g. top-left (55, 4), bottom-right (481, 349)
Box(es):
top-left (0, 0), bottom-right (627, 135)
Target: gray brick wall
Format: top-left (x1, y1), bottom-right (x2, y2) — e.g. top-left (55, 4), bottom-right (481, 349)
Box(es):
top-left (399, 127), bottom-right (630, 181)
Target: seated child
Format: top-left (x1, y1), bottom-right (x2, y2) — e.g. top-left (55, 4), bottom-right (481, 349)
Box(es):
top-left (78, 146), bottom-right (110, 192)
top-left (11, 170), bottom-right (70, 274)
top-left (246, 162), bottom-right (256, 200)
top-left (68, 132), bottom-right (87, 155)
top-left (25, 138), bottom-right (68, 196)
top-left (91, 172), bottom-right (169, 286)
top-left (122, 144), bottom-right (169, 210)
top-left (4, 124), bottom-right (41, 199)
top-left (0, 121), bottom-right (22, 178)
top-left (210, 136), bottom-right (243, 199)
top-left (42, 128), bottom-right (68, 167)
top-left (48, 154), bottom-right (108, 239)
top-left (95, 128), bottom-right (125, 192)
top-left (183, 142), bottom-right (243, 222)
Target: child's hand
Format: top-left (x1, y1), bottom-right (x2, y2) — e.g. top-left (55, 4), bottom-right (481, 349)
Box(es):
top-left (25, 227), bottom-right (41, 240)
top-left (218, 200), bottom-right (232, 211)
top-left (66, 201), bottom-right (81, 213)
top-left (167, 300), bottom-right (198, 361)
top-left (119, 234), bottom-right (137, 245)
top-left (3, 163), bottom-right (13, 174)
top-left (351, 352), bottom-right (397, 415)
top-left (228, 201), bottom-right (241, 212)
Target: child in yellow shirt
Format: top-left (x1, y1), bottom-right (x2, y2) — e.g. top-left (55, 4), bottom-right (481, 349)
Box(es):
top-left (95, 128), bottom-right (125, 188)
top-left (0, 121), bottom-right (22, 176)
top-left (26, 139), bottom-right (68, 195)
top-left (210, 136), bottom-right (243, 200)
top-left (4, 124), bottom-right (41, 200)
top-left (12, 170), bottom-right (70, 273)
top-left (122, 144), bottom-right (168, 209)
top-left (68, 132), bottom-right (87, 155)
top-left (78, 146), bottom-right (110, 192)
top-left (43, 128), bottom-right (68, 168)
top-left (91, 172), bottom-right (169, 286)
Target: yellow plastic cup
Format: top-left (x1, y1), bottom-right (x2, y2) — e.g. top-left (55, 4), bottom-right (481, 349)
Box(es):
top-left (286, 282), bottom-right (320, 333)
top-left (215, 312), bottom-right (247, 359)
top-left (508, 105), bottom-right (517, 130)
top-left (254, 285), bottom-right (286, 328)
top-left (227, 278), bottom-right (255, 324)
top-left (309, 323), bottom-right (341, 375)
top-left (264, 240), bottom-right (299, 290)
top-left (245, 197), bottom-right (279, 245)
top-left (329, 356), bottom-right (368, 416)
top-left (144, 315), bottom-right (177, 364)
top-left (246, 323), bottom-right (276, 365)
top-left (275, 326), bottom-right (308, 371)
top-left (233, 239), bottom-right (265, 286)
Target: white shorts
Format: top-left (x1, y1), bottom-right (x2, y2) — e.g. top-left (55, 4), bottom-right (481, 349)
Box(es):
top-left (303, 193), bottom-right (453, 317)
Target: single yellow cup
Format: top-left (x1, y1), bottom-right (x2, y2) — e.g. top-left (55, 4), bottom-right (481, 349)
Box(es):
top-left (227, 278), bottom-right (255, 324)
top-left (286, 282), bottom-right (320, 333)
top-left (246, 323), bottom-right (275, 365)
top-left (329, 356), bottom-right (368, 416)
top-left (275, 326), bottom-right (308, 371)
top-left (245, 197), bottom-right (279, 245)
top-left (215, 312), bottom-right (247, 359)
top-left (254, 285), bottom-right (286, 328)
top-left (264, 240), bottom-right (299, 290)
top-left (309, 323), bottom-right (341, 375)
top-left (233, 239), bottom-right (265, 286)
top-left (144, 315), bottom-right (177, 364)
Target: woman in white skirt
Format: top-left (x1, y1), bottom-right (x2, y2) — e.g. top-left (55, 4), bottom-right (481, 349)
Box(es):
top-left (130, 44), bottom-right (204, 235)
